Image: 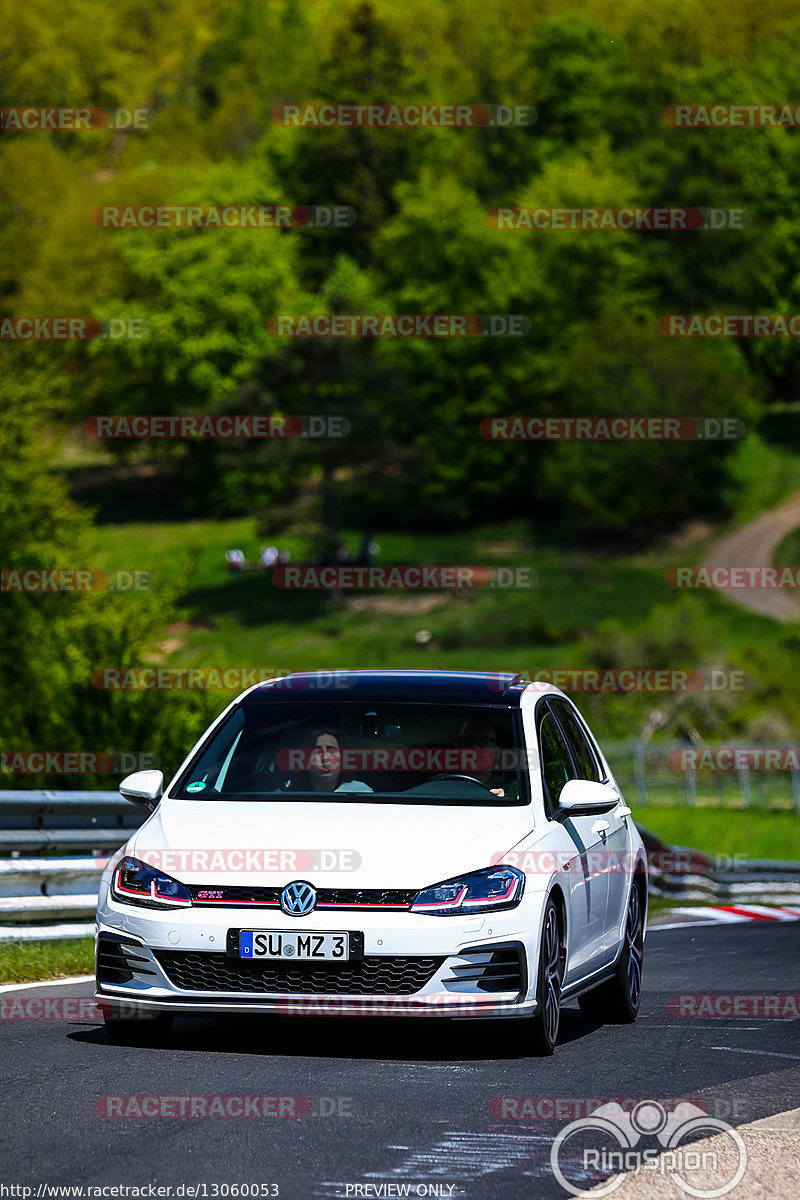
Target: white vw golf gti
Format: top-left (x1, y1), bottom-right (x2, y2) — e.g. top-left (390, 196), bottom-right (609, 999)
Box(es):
top-left (96, 670), bottom-right (647, 1054)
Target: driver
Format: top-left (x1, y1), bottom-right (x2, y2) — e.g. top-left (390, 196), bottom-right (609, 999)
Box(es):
top-left (456, 719), bottom-right (510, 797)
top-left (290, 727), bottom-right (373, 795)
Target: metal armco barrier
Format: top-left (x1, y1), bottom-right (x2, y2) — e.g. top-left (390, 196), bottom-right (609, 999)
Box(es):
top-left (0, 789), bottom-right (798, 942)
top-left (0, 791), bottom-right (144, 942)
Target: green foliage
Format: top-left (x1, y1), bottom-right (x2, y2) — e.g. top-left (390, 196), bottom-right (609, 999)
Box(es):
top-left (538, 312), bottom-right (759, 539)
top-left (0, 356), bottom-right (215, 783)
top-left (6, 0), bottom-right (800, 762)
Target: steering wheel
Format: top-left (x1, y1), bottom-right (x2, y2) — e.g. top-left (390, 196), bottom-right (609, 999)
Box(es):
top-left (430, 772), bottom-right (494, 791)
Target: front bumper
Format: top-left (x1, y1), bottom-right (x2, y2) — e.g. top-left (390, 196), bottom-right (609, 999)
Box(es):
top-left (95, 900), bottom-right (536, 1019)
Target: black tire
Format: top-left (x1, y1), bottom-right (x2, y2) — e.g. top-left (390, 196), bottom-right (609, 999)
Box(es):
top-left (528, 897), bottom-right (566, 1056)
top-left (578, 881), bottom-right (644, 1024)
top-left (102, 1005), bottom-right (173, 1044)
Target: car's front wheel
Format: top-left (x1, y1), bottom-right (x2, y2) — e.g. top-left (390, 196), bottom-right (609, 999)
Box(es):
top-left (527, 897), bottom-right (565, 1056)
top-left (578, 880), bottom-right (644, 1024)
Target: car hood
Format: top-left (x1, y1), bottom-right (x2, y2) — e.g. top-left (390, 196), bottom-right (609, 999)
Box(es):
top-left (130, 798), bottom-right (534, 889)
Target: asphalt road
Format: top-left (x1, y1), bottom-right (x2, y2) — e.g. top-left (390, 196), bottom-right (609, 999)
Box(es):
top-left (1, 924), bottom-right (799, 1199)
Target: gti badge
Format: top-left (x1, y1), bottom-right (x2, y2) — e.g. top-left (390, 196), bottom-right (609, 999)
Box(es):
top-left (280, 880), bottom-right (317, 916)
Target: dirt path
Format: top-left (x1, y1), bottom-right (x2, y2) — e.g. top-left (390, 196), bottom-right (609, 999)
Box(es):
top-left (702, 492), bottom-right (800, 621)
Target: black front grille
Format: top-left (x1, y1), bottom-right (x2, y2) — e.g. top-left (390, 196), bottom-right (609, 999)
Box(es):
top-left (187, 885), bottom-right (415, 910)
top-left (317, 888), bottom-right (415, 908)
top-left (96, 934), bottom-right (157, 986)
top-left (153, 949), bottom-right (443, 995)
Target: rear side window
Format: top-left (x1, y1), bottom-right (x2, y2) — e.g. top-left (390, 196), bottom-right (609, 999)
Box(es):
top-left (551, 699), bottom-right (601, 782)
top-left (538, 710), bottom-right (577, 818)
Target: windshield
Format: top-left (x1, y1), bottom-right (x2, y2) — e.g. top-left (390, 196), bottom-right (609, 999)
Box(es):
top-left (172, 702), bottom-right (527, 805)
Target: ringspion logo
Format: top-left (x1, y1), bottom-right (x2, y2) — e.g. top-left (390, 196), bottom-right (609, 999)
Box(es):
top-left (550, 1101), bottom-right (747, 1197)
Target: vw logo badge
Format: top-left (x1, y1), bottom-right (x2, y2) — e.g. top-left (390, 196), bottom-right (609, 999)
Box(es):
top-left (280, 880), bottom-right (316, 916)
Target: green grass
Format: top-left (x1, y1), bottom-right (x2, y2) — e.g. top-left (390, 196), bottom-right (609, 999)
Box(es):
top-left (90, 515), bottom-right (779, 683)
top-left (0, 937), bottom-right (94, 984)
top-left (634, 806), bottom-right (800, 860)
top-left (775, 527), bottom-right (800, 567)
top-left (722, 432), bottom-right (800, 524)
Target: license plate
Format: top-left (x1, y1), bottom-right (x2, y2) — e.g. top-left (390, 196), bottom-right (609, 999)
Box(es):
top-left (238, 931), bottom-right (350, 961)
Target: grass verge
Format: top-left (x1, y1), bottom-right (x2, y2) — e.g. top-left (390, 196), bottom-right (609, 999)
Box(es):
top-left (0, 937), bottom-right (94, 985)
top-left (635, 806), bottom-right (799, 860)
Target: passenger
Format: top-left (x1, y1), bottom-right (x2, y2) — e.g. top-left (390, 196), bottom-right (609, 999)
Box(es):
top-left (456, 718), bottom-right (512, 797)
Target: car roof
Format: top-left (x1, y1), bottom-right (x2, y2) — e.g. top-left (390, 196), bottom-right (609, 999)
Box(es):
top-left (242, 669), bottom-right (540, 707)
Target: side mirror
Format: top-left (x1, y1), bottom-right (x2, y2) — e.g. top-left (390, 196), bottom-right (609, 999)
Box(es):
top-left (119, 769), bottom-right (163, 811)
top-left (558, 778), bottom-right (621, 816)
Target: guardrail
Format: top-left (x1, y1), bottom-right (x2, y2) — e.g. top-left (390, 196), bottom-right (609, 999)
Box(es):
top-left (0, 790), bottom-right (144, 942)
top-left (0, 784), bottom-right (798, 943)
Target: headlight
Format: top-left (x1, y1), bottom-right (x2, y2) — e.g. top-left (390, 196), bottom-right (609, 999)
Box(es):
top-left (111, 856), bottom-right (192, 909)
top-left (410, 866), bottom-right (524, 916)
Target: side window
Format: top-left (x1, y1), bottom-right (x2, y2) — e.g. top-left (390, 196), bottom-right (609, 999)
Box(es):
top-left (552, 700), bottom-right (601, 782)
top-left (538, 710), bottom-right (577, 819)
